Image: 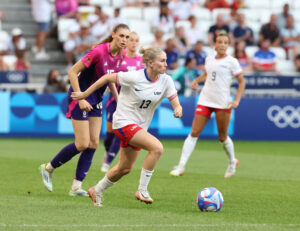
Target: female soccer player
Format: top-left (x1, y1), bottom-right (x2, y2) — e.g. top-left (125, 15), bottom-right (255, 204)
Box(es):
top-left (101, 32), bottom-right (144, 173)
top-left (170, 33), bottom-right (245, 178)
top-left (39, 24), bottom-right (130, 196)
top-left (71, 47), bottom-right (183, 206)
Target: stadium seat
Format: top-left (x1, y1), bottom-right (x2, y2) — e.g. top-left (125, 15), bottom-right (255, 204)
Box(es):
top-left (276, 59), bottom-right (296, 74)
top-left (120, 7), bottom-right (143, 20)
top-left (197, 19), bottom-right (212, 34)
top-left (293, 0), bottom-right (300, 9)
top-left (143, 7), bottom-right (159, 22)
top-left (3, 55), bottom-right (17, 70)
top-left (245, 0), bottom-right (271, 9)
top-left (271, 0), bottom-right (292, 11)
top-left (162, 32), bottom-right (175, 41)
top-left (128, 19), bottom-right (151, 34)
top-left (0, 30), bottom-right (10, 52)
top-left (192, 7), bottom-right (211, 22)
top-left (89, 0), bottom-right (111, 6)
top-left (57, 18), bottom-right (77, 42)
top-left (139, 32), bottom-right (155, 47)
top-left (245, 46), bottom-right (259, 58)
top-left (175, 20), bottom-right (191, 30)
top-left (270, 47), bottom-right (286, 60)
top-left (211, 8), bottom-right (231, 22)
top-left (112, 0), bottom-right (124, 7)
top-left (102, 6), bottom-right (114, 17)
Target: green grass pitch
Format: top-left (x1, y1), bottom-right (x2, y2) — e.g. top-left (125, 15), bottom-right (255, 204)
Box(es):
top-left (0, 138), bottom-right (300, 231)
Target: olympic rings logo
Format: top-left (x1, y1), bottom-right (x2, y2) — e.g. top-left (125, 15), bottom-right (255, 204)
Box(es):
top-left (267, 105), bottom-right (300, 128)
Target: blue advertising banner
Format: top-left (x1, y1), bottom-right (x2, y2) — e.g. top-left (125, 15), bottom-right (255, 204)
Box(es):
top-left (0, 71), bottom-right (28, 84)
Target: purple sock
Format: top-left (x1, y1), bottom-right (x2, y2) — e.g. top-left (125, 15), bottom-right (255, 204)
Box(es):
top-left (51, 143), bottom-right (80, 168)
top-left (103, 132), bottom-right (115, 152)
top-left (75, 148), bottom-right (96, 181)
top-left (106, 136), bottom-right (121, 165)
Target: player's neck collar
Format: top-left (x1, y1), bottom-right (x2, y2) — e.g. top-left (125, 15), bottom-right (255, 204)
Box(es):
top-left (144, 68), bottom-right (159, 82)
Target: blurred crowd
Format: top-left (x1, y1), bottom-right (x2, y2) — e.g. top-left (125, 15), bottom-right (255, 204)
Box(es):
top-left (1, 0), bottom-right (300, 95)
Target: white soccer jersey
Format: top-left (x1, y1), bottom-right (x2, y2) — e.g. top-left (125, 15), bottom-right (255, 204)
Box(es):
top-left (198, 55), bottom-right (242, 109)
top-left (113, 69), bottom-right (177, 130)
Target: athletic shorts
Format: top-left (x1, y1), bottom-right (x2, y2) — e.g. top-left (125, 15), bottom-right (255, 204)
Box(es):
top-left (37, 22), bottom-right (50, 32)
top-left (106, 100), bottom-right (117, 123)
top-left (195, 104), bottom-right (231, 119)
top-left (66, 101), bottom-right (102, 120)
top-left (113, 124), bottom-right (142, 151)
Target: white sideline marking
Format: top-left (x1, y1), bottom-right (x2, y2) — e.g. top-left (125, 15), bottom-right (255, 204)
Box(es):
top-left (0, 223), bottom-right (300, 228)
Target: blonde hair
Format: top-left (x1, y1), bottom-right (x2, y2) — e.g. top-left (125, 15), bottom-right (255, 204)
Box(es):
top-left (95, 23), bottom-right (130, 46)
top-left (139, 46), bottom-right (164, 65)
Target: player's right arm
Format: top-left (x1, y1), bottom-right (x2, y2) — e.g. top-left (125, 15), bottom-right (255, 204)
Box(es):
top-left (191, 72), bottom-right (207, 90)
top-left (71, 73), bottom-right (118, 100)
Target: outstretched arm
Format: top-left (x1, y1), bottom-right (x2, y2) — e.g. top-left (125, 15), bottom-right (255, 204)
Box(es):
top-left (108, 82), bottom-right (118, 103)
top-left (71, 73), bottom-right (118, 100)
top-left (170, 96), bottom-right (183, 118)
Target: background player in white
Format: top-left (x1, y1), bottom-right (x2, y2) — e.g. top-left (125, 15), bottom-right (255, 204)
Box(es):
top-left (170, 33), bottom-right (245, 178)
top-left (71, 47), bottom-right (183, 207)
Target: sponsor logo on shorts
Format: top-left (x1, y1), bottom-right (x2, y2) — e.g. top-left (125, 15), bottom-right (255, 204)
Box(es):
top-left (131, 125), bottom-right (138, 131)
top-left (83, 111), bottom-right (87, 118)
top-left (196, 108), bottom-right (202, 112)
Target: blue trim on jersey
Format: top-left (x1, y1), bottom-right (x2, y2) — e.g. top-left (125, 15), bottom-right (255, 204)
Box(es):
top-left (118, 128), bottom-right (126, 138)
top-left (144, 68), bottom-right (152, 82)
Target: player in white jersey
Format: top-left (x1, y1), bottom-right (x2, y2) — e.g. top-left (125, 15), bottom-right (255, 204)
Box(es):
top-left (170, 33), bottom-right (245, 178)
top-left (71, 47), bottom-right (182, 207)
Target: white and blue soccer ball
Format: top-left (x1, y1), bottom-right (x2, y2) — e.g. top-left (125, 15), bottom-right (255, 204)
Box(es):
top-left (197, 187), bottom-right (224, 212)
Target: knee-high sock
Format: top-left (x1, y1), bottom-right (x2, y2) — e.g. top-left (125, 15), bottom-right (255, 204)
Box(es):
top-left (95, 175), bottom-right (114, 194)
top-left (178, 134), bottom-right (198, 168)
top-left (221, 136), bottom-right (235, 161)
top-left (75, 148), bottom-right (96, 181)
top-left (51, 143), bottom-right (80, 168)
top-left (105, 136), bottom-right (121, 165)
top-left (138, 168), bottom-right (154, 192)
top-left (103, 132), bottom-right (115, 152)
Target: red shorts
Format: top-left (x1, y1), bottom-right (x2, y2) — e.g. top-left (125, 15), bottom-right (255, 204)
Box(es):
top-left (113, 124), bottom-right (142, 151)
top-left (195, 105), bottom-right (231, 119)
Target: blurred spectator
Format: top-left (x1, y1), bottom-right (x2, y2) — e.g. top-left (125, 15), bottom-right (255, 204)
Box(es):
top-left (185, 40), bottom-right (207, 74)
top-left (259, 14), bottom-right (280, 47)
top-left (107, 8), bottom-right (127, 32)
top-left (205, 0), bottom-right (229, 11)
top-left (74, 21), bottom-right (96, 62)
top-left (14, 49), bottom-right (31, 71)
top-left (232, 13), bottom-right (254, 46)
top-left (294, 54), bottom-right (300, 72)
top-left (231, 0), bottom-right (245, 9)
top-left (174, 26), bottom-right (190, 56)
top-left (252, 39), bottom-right (277, 73)
top-left (0, 30), bottom-right (10, 55)
top-left (185, 15), bottom-right (205, 47)
top-left (169, 0), bottom-right (193, 21)
top-left (222, 3), bottom-right (239, 31)
top-left (171, 57), bottom-right (198, 95)
top-left (151, 28), bottom-right (165, 49)
top-left (125, 0), bottom-right (157, 7)
top-left (44, 69), bottom-right (67, 93)
top-left (31, 0), bottom-right (53, 60)
top-left (90, 8), bottom-right (110, 41)
top-left (233, 40), bottom-right (252, 73)
top-left (208, 14), bottom-right (232, 47)
top-left (165, 38), bottom-right (179, 70)
top-left (276, 3), bottom-right (293, 31)
top-left (0, 55), bottom-right (9, 71)
top-left (152, 4), bottom-right (174, 34)
top-left (281, 15), bottom-right (300, 59)
top-left (7, 28), bottom-right (26, 55)
top-left (55, 0), bottom-right (78, 18)
top-left (0, 10), bottom-right (5, 20)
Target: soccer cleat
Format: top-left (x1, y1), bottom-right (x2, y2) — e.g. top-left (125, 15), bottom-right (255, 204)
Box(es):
top-left (39, 164), bottom-right (53, 192)
top-left (224, 158), bottom-right (239, 178)
top-left (88, 187), bottom-right (103, 207)
top-left (101, 163), bottom-right (110, 173)
top-left (170, 166), bottom-right (185, 176)
top-left (69, 188), bottom-right (88, 197)
top-left (135, 190), bottom-right (153, 204)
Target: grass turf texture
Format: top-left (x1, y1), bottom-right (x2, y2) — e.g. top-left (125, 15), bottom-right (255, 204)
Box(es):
top-left (0, 138), bottom-right (300, 231)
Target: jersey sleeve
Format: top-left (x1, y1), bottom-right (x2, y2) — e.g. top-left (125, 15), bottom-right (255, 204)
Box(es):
top-left (231, 57), bottom-right (243, 77)
top-left (81, 45), bottom-right (101, 68)
top-left (164, 76), bottom-right (178, 100)
top-left (117, 71), bottom-right (137, 87)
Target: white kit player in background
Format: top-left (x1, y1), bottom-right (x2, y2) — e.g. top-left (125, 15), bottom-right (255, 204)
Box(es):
top-left (71, 47), bottom-right (183, 207)
top-left (170, 33), bottom-right (246, 178)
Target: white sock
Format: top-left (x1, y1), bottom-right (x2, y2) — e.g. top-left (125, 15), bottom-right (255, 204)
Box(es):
top-left (71, 179), bottom-right (82, 191)
top-left (94, 175), bottom-right (114, 194)
top-left (178, 134), bottom-right (198, 168)
top-left (46, 162), bottom-right (54, 173)
top-left (138, 168), bottom-right (154, 192)
top-left (221, 136), bottom-right (235, 162)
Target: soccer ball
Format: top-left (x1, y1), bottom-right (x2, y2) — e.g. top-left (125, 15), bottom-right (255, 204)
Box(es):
top-left (197, 187), bottom-right (224, 212)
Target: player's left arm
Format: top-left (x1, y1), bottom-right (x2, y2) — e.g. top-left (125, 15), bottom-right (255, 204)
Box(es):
top-left (228, 73), bottom-right (245, 109)
top-left (170, 96), bottom-right (183, 118)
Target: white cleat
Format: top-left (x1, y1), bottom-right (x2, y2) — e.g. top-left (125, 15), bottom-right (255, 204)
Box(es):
top-left (39, 164), bottom-right (53, 192)
top-left (170, 166), bottom-right (185, 176)
top-left (69, 188), bottom-right (88, 197)
top-left (135, 190), bottom-right (153, 204)
top-left (88, 187), bottom-right (103, 207)
top-left (224, 158), bottom-right (239, 178)
top-left (101, 163), bottom-right (110, 173)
